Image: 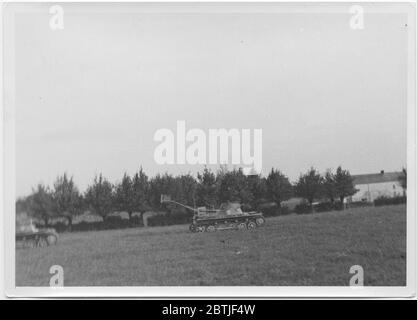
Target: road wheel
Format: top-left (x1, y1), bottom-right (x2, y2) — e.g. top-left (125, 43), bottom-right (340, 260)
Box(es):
top-left (47, 234), bottom-right (58, 246)
top-left (206, 225), bottom-right (216, 232)
top-left (237, 222), bottom-right (247, 230)
top-left (247, 221), bottom-right (257, 230)
top-left (25, 239), bottom-right (37, 249)
top-left (197, 226), bottom-right (205, 232)
top-left (37, 237), bottom-right (48, 247)
top-left (255, 217), bottom-right (265, 226)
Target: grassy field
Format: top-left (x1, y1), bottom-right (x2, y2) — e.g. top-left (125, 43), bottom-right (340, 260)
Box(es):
top-left (16, 204), bottom-right (406, 286)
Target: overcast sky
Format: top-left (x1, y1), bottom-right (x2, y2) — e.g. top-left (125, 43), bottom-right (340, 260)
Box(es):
top-left (14, 4), bottom-right (409, 197)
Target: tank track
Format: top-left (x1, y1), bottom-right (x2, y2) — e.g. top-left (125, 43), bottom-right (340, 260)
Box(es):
top-left (16, 229), bottom-right (59, 248)
top-left (189, 213), bottom-right (265, 232)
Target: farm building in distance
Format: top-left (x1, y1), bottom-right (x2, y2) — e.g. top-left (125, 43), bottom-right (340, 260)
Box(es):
top-left (349, 171), bottom-right (405, 203)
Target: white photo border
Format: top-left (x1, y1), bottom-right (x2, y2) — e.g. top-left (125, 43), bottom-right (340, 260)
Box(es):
top-left (2, 0), bottom-right (416, 298)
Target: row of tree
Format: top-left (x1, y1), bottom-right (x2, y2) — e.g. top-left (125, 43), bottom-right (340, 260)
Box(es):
top-left (16, 165), bottom-right (365, 230)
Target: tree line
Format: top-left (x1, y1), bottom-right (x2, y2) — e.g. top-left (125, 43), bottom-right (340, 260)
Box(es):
top-left (15, 165), bottom-right (363, 230)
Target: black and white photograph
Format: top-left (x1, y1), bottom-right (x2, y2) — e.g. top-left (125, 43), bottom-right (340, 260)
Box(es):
top-left (1, 1), bottom-right (416, 298)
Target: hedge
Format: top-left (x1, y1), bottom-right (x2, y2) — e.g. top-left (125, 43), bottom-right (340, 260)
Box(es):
top-left (374, 196), bottom-right (406, 206)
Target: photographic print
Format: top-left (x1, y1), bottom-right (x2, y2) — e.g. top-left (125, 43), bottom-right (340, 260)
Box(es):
top-left (2, 1), bottom-right (415, 297)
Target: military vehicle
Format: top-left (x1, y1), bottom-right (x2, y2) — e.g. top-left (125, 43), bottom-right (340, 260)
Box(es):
top-left (16, 219), bottom-right (58, 248)
top-left (161, 195), bottom-right (266, 232)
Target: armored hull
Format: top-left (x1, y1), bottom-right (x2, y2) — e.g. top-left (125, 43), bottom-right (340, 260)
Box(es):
top-left (160, 195), bottom-right (266, 233)
top-left (189, 212), bottom-right (266, 232)
top-left (16, 222), bottom-right (58, 248)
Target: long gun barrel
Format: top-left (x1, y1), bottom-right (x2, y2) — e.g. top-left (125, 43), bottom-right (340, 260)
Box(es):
top-left (160, 194), bottom-right (197, 213)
